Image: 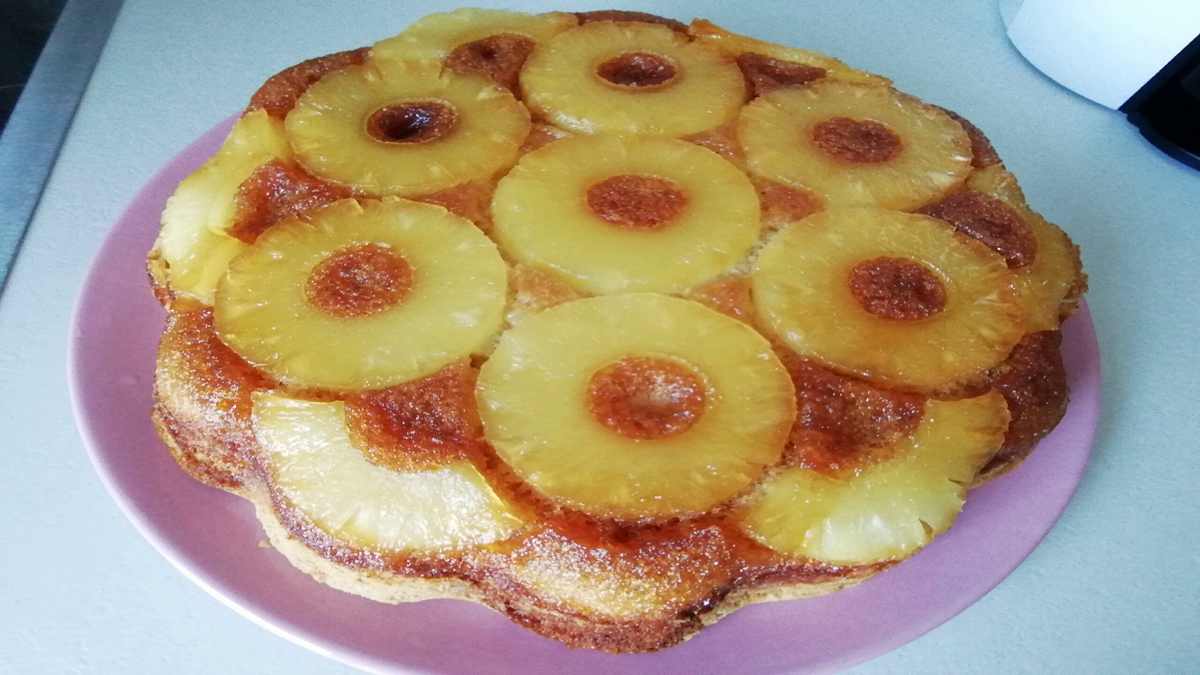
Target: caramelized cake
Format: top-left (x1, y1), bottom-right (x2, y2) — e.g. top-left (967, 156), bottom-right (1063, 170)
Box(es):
top-left (146, 8), bottom-right (1086, 652)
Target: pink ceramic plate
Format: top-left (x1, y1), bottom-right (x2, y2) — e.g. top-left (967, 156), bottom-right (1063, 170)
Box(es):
top-left (69, 117), bottom-right (1101, 674)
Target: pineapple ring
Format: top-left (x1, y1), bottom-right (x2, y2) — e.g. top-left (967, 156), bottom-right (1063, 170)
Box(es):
top-left (737, 392), bottom-right (1009, 564)
top-left (738, 80), bottom-right (972, 209)
top-left (156, 110), bottom-right (291, 303)
top-left (491, 134), bottom-right (761, 294)
top-left (215, 198), bottom-right (507, 391)
top-left (752, 208), bottom-right (1024, 393)
top-left (966, 165), bottom-right (1085, 331)
top-left (477, 294), bottom-right (795, 521)
top-left (520, 21), bottom-right (746, 136)
top-left (372, 8), bottom-right (576, 65)
top-left (252, 392), bottom-right (522, 552)
top-left (285, 60), bottom-right (530, 196)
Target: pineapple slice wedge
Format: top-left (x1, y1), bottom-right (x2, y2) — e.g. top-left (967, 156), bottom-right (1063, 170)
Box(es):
top-left (215, 198), bottom-right (507, 391)
top-left (285, 60), bottom-right (530, 197)
top-left (477, 294), bottom-right (795, 521)
top-left (252, 392), bottom-right (522, 551)
top-left (491, 134), bottom-right (760, 294)
top-left (738, 392), bottom-right (1009, 565)
top-left (753, 208), bottom-right (1024, 393)
top-left (738, 80), bottom-right (972, 209)
top-left (688, 19), bottom-right (887, 90)
top-left (156, 110), bottom-right (290, 303)
top-left (965, 165), bottom-right (1085, 331)
top-left (373, 8), bottom-right (576, 90)
top-left (520, 21), bottom-right (746, 136)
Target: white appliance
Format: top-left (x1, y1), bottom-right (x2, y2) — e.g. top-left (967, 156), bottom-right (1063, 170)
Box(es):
top-left (1004, 0), bottom-right (1200, 169)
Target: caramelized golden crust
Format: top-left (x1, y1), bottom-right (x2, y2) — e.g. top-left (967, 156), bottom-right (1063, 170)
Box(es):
top-left (575, 9), bottom-right (688, 33)
top-left (445, 34), bottom-right (536, 93)
top-left (413, 180), bottom-right (497, 232)
top-left (920, 190), bottom-right (1036, 268)
top-left (247, 48), bottom-right (368, 118)
top-left (153, 303), bottom-right (273, 487)
top-left (344, 360), bottom-right (483, 471)
top-left (978, 331), bottom-right (1069, 482)
top-left (687, 275), bottom-right (755, 324)
top-left (775, 350), bottom-right (925, 475)
top-left (229, 160), bottom-right (349, 242)
top-left (505, 263), bottom-right (583, 326)
top-left (684, 121), bottom-right (742, 163)
top-left (755, 178), bottom-right (825, 229)
top-left (737, 52), bottom-right (827, 97)
top-left (939, 107), bottom-right (1001, 168)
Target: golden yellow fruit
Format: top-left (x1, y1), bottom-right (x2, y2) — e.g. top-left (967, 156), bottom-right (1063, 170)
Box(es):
top-left (752, 207), bottom-right (1024, 393)
top-left (738, 80), bottom-right (972, 209)
top-left (215, 198), bottom-right (507, 390)
top-left (966, 165), bottom-right (1085, 331)
top-left (477, 294), bottom-right (795, 521)
top-left (491, 134), bottom-right (760, 294)
top-left (373, 8), bottom-right (576, 64)
top-left (520, 21), bottom-right (745, 136)
top-left (737, 391), bottom-right (1009, 564)
top-left (157, 110), bottom-right (290, 303)
top-left (285, 60), bottom-right (529, 196)
top-left (253, 392), bottom-right (521, 551)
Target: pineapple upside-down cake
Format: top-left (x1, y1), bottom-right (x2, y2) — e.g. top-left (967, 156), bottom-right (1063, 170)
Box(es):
top-left (147, 8), bottom-right (1086, 652)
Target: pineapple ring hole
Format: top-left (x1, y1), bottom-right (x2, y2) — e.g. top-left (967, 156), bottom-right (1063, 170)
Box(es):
top-left (848, 256), bottom-right (947, 321)
top-left (586, 174), bottom-right (689, 230)
top-left (446, 34), bottom-right (536, 90)
top-left (811, 117), bottom-right (903, 164)
top-left (595, 52), bottom-right (678, 89)
top-left (305, 243), bottom-right (413, 318)
top-left (587, 356), bottom-right (707, 440)
top-left (366, 101), bottom-right (458, 145)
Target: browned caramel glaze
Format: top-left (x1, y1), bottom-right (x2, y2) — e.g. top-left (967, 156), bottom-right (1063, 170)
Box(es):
top-left (343, 360), bottom-right (482, 471)
top-left (775, 350), bottom-right (924, 474)
top-left (921, 190), bottom-right (1036, 268)
top-left (687, 275), bottom-right (755, 324)
top-left (984, 330), bottom-right (1068, 473)
top-left (508, 264), bottom-right (583, 322)
top-left (305, 243), bottom-right (413, 318)
top-left (415, 180), bottom-right (497, 232)
top-left (446, 34), bottom-right (535, 92)
top-left (366, 101), bottom-right (458, 144)
top-left (812, 117), bottom-right (903, 164)
top-left (596, 52), bottom-right (678, 89)
top-left (684, 121), bottom-right (741, 162)
top-left (586, 174), bottom-right (688, 229)
top-left (230, 160), bottom-right (349, 243)
top-left (576, 10), bottom-right (688, 33)
top-left (247, 48), bottom-right (368, 118)
top-left (849, 256), bottom-right (947, 320)
top-left (587, 357), bottom-right (707, 439)
top-left (755, 177), bottom-right (824, 229)
top-left (519, 123), bottom-right (571, 154)
top-left (737, 53), bottom-right (826, 97)
top-left (155, 302), bottom-right (274, 485)
top-left (939, 107), bottom-right (1001, 168)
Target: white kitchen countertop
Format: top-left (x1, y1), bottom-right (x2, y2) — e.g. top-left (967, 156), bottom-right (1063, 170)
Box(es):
top-left (2, 0), bottom-right (1197, 672)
